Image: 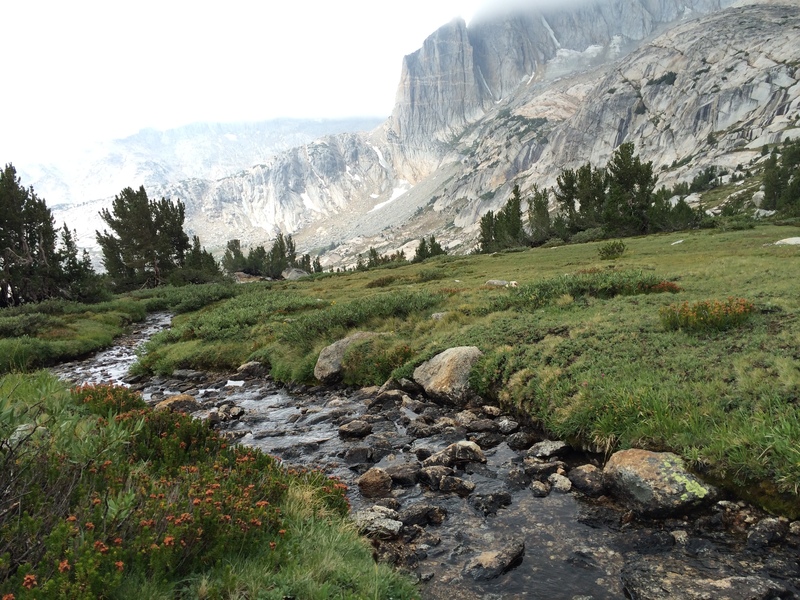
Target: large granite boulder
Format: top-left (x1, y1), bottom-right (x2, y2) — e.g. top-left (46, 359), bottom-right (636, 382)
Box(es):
top-left (603, 449), bottom-right (717, 517)
top-left (413, 346), bottom-right (483, 405)
top-left (314, 332), bottom-right (378, 383)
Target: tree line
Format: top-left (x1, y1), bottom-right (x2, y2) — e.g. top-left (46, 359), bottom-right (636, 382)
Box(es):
top-left (479, 143), bottom-right (707, 253)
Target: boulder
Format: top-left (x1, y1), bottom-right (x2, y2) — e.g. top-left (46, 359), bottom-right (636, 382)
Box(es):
top-left (384, 463), bottom-right (422, 487)
top-left (357, 467), bottom-right (393, 498)
top-left (154, 394), bottom-right (200, 413)
top-left (338, 419), bottom-right (373, 439)
top-left (439, 476), bottom-right (476, 497)
top-left (527, 440), bottom-right (570, 459)
top-left (622, 558), bottom-right (791, 600)
top-left (568, 464), bottom-right (606, 497)
top-left (422, 440), bottom-right (486, 468)
top-left (236, 361), bottom-right (268, 378)
top-left (399, 503), bottom-right (447, 527)
top-left (314, 332), bottom-right (378, 383)
top-left (353, 505), bottom-right (403, 539)
top-left (548, 473), bottom-right (572, 493)
top-left (282, 267), bottom-right (311, 280)
top-left (465, 539), bottom-right (525, 581)
top-left (412, 346), bottom-right (483, 405)
top-left (419, 466), bottom-right (454, 490)
top-left (603, 449), bottom-right (717, 517)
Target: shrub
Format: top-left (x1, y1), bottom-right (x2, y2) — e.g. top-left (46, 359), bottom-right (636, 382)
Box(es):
top-left (598, 240), bottom-right (626, 260)
top-left (500, 270), bottom-right (675, 311)
top-left (341, 337), bottom-right (414, 387)
top-left (365, 275), bottom-right (397, 289)
top-left (659, 297), bottom-right (756, 332)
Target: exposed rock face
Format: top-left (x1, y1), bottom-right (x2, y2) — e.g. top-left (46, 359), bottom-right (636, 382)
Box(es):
top-left (413, 346), bottom-right (483, 405)
top-left (52, 2), bottom-right (800, 269)
top-left (604, 449), bottom-right (717, 516)
top-left (314, 331), bottom-right (378, 383)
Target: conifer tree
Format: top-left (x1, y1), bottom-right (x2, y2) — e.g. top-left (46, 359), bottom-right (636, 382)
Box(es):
top-left (96, 186), bottom-right (190, 289)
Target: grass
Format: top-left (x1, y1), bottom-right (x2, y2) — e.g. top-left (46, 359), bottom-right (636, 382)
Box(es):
top-left (3, 226), bottom-right (800, 518)
top-left (129, 225), bottom-right (800, 516)
top-left (0, 373), bottom-right (418, 599)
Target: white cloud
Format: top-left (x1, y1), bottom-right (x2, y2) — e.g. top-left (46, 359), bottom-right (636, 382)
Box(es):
top-left (2, 0), bottom-right (483, 164)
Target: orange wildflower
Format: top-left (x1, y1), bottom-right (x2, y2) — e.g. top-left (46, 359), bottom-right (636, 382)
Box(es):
top-left (58, 559), bottom-right (71, 573)
top-left (22, 574), bottom-right (37, 589)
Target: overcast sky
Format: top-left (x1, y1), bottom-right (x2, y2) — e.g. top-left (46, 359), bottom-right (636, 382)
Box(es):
top-left (1, 0), bottom-right (487, 165)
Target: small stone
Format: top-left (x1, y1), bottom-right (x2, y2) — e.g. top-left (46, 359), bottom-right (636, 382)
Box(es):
top-left (439, 476), bottom-right (476, 497)
top-left (385, 463), bottom-right (422, 487)
top-left (338, 419), bottom-right (373, 439)
top-left (528, 440), bottom-right (570, 459)
top-left (497, 417), bottom-right (519, 435)
top-left (530, 481), bottom-right (551, 497)
top-left (419, 466), bottom-right (454, 490)
top-left (568, 464), bottom-right (605, 497)
top-left (467, 418), bottom-right (499, 433)
top-left (399, 503), bottom-right (448, 527)
top-left (422, 441), bottom-right (486, 468)
top-left (344, 445), bottom-right (373, 464)
top-left (548, 473), bottom-right (572, 493)
top-left (468, 431), bottom-right (506, 450)
top-left (507, 431), bottom-right (537, 451)
top-left (482, 405), bottom-right (502, 417)
top-left (236, 361), bottom-right (267, 378)
top-left (358, 468), bottom-right (393, 498)
top-left (524, 458), bottom-right (566, 481)
top-left (465, 538), bottom-right (525, 581)
top-left (790, 521), bottom-right (800, 536)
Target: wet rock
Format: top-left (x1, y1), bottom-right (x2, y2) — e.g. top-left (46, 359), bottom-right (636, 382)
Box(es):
top-left (468, 431), bottom-right (506, 450)
top-left (171, 369), bottom-right (207, 381)
top-left (482, 405), bottom-right (502, 417)
top-left (746, 518), bottom-right (789, 550)
top-left (527, 440), bottom-right (570, 459)
top-left (439, 476), bottom-right (476, 497)
top-left (604, 449), bottom-right (717, 517)
top-left (523, 458), bottom-right (566, 481)
top-left (419, 466), bottom-right (454, 490)
top-left (343, 445), bottom-right (373, 464)
top-left (314, 332), bottom-right (379, 383)
top-left (367, 389), bottom-right (405, 412)
top-left (497, 417), bottom-right (519, 435)
top-left (530, 481), bottom-right (551, 497)
top-left (621, 558), bottom-right (791, 600)
top-left (506, 431), bottom-right (538, 451)
top-left (412, 346), bottom-right (483, 405)
top-left (399, 503), bottom-right (448, 527)
top-left (471, 488), bottom-right (512, 516)
top-left (358, 467), bottom-right (393, 498)
top-left (503, 466), bottom-right (531, 489)
top-left (353, 505), bottom-right (403, 539)
top-left (568, 464), bottom-right (606, 497)
top-left (454, 410), bottom-right (480, 427)
top-left (385, 463), bottom-right (422, 487)
top-left (338, 419), bottom-right (373, 439)
top-left (154, 394), bottom-right (200, 413)
top-left (422, 441), bottom-right (487, 468)
top-left (548, 473), bottom-right (572, 493)
top-left (401, 396), bottom-right (427, 413)
top-left (465, 538), bottom-right (525, 581)
top-left (236, 361), bottom-right (268, 378)
top-left (467, 418), bottom-right (499, 433)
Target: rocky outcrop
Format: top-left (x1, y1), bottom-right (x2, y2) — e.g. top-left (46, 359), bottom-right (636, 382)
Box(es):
top-left (413, 346), bottom-right (483, 405)
top-left (603, 449), bottom-right (717, 516)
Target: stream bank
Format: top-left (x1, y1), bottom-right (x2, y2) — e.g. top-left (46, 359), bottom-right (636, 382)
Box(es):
top-left (50, 315), bottom-right (800, 600)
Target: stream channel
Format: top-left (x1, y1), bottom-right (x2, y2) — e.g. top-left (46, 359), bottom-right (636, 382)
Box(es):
top-left (50, 312), bottom-right (800, 600)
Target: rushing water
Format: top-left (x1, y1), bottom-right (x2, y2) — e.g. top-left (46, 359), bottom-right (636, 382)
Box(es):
top-left (51, 316), bottom-right (800, 600)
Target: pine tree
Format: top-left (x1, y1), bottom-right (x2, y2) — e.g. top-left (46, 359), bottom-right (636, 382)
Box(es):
top-left (413, 238), bottom-right (429, 263)
top-left (96, 186), bottom-right (190, 289)
top-left (527, 185), bottom-right (551, 244)
top-left (222, 239), bottom-right (246, 273)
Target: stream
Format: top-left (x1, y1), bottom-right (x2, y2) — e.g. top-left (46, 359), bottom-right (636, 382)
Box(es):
top-left (51, 313), bottom-right (800, 600)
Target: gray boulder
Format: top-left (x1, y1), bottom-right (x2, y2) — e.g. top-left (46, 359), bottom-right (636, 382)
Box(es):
top-left (353, 505), bottom-right (403, 539)
top-left (314, 332), bottom-right (378, 383)
top-left (604, 449), bottom-right (717, 517)
top-left (422, 440), bottom-right (486, 468)
top-left (282, 267), bottom-right (310, 280)
top-left (413, 346), bottom-right (483, 405)
top-left (465, 538), bottom-right (525, 581)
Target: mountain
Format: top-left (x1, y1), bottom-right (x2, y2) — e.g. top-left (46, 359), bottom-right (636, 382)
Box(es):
top-left (53, 0), bottom-right (800, 267)
top-left (26, 117), bottom-right (384, 207)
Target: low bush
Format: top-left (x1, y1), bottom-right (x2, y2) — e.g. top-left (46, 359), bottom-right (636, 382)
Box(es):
top-left (598, 240), bottom-right (626, 260)
top-left (0, 376), bottom-right (405, 599)
top-left (365, 275), bottom-right (398, 288)
top-left (499, 269), bottom-right (677, 311)
top-left (660, 297), bottom-right (756, 332)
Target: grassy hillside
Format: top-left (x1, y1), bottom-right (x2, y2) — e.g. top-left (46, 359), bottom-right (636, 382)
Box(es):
top-left (132, 224), bottom-right (800, 515)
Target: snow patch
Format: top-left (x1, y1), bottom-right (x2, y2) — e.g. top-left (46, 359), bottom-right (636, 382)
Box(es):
top-left (369, 181), bottom-right (412, 212)
top-left (370, 145), bottom-right (390, 170)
